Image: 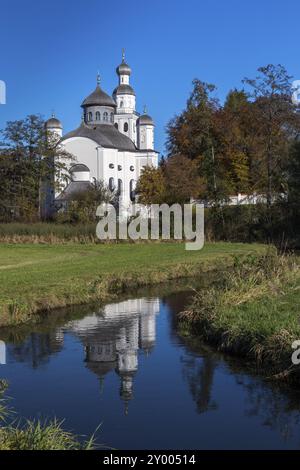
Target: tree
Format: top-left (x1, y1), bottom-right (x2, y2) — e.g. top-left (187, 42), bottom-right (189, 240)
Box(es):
top-left (243, 64), bottom-right (300, 205)
top-left (162, 154), bottom-right (203, 204)
top-left (0, 115), bottom-right (71, 221)
top-left (135, 166), bottom-right (166, 205)
top-left (166, 79), bottom-right (219, 159)
top-left (214, 89), bottom-right (253, 194)
top-left (166, 80), bottom-right (232, 204)
top-left (56, 179), bottom-right (114, 224)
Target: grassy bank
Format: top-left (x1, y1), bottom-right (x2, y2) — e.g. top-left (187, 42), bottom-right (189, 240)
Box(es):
top-left (179, 251), bottom-right (300, 381)
top-left (0, 223), bottom-right (97, 244)
top-left (0, 380), bottom-right (95, 450)
top-left (0, 242), bottom-right (264, 327)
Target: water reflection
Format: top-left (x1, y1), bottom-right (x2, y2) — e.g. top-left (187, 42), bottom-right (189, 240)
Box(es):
top-left (64, 298), bottom-right (159, 414)
top-left (3, 290), bottom-right (300, 449)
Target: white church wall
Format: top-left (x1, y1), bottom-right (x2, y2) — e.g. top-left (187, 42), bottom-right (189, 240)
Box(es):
top-left (62, 137), bottom-right (98, 180)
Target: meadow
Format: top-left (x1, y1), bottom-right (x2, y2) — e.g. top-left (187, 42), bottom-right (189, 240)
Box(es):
top-left (0, 241), bottom-right (264, 326)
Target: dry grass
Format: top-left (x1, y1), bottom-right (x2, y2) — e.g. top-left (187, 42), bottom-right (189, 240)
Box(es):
top-left (179, 250), bottom-right (300, 381)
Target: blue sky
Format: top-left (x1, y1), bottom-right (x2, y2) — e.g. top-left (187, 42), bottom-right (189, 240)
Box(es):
top-left (0, 0), bottom-right (299, 154)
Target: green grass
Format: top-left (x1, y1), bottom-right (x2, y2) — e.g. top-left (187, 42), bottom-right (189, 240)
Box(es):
top-left (0, 242), bottom-right (265, 326)
top-left (0, 419), bottom-right (96, 450)
top-left (180, 251), bottom-right (300, 381)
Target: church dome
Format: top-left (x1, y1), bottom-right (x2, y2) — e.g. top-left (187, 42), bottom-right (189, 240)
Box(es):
top-left (113, 84), bottom-right (135, 96)
top-left (70, 163), bottom-right (90, 182)
top-left (70, 164), bottom-right (90, 173)
top-left (45, 116), bottom-right (62, 129)
top-left (81, 84), bottom-right (116, 109)
top-left (138, 113), bottom-right (154, 126)
top-left (116, 61), bottom-right (131, 76)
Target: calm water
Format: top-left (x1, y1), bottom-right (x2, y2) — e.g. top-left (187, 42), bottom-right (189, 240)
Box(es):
top-left (1, 287), bottom-right (300, 449)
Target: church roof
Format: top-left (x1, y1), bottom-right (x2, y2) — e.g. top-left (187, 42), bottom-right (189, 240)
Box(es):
top-left (56, 180), bottom-right (92, 201)
top-left (116, 61), bottom-right (131, 76)
top-left (81, 85), bottom-right (116, 108)
top-left (137, 113), bottom-right (154, 126)
top-left (61, 122), bottom-right (138, 151)
top-left (45, 117), bottom-right (62, 129)
top-left (113, 84), bottom-right (135, 96)
top-left (70, 163), bottom-right (90, 173)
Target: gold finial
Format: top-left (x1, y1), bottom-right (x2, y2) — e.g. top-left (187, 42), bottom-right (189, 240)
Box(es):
top-left (97, 72), bottom-right (101, 86)
top-left (122, 48), bottom-right (125, 62)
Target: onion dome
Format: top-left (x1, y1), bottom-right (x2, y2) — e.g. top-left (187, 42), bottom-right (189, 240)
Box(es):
top-left (116, 50), bottom-right (131, 76)
top-left (45, 114), bottom-right (62, 129)
top-left (112, 84), bottom-right (135, 97)
top-left (81, 74), bottom-right (116, 109)
top-left (137, 106), bottom-right (154, 126)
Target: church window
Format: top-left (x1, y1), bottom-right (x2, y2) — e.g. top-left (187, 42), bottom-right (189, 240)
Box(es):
top-left (117, 179), bottom-right (123, 196)
top-left (120, 101), bottom-right (124, 108)
top-left (110, 113), bottom-right (114, 123)
top-left (130, 165), bottom-right (134, 172)
top-left (118, 165), bottom-right (122, 171)
top-left (109, 163), bottom-right (114, 169)
top-left (130, 179), bottom-right (136, 202)
top-left (88, 112), bottom-right (92, 121)
top-left (124, 122), bottom-right (128, 132)
top-left (95, 111), bottom-right (100, 121)
top-left (103, 112), bottom-right (108, 122)
top-left (114, 122), bottom-right (118, 130)
top-left (109, 177), bottom-right (115, 191)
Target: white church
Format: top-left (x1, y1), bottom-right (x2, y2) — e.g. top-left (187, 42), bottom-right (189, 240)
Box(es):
top-left (44, 52), bottom-right (159, 215)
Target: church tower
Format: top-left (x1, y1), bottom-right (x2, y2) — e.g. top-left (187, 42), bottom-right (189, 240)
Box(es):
top-left (113, 51), bottom-right (138, 145)
top-left (137, 106), bottom-right (155, 150)
top-left (40, 114), bottom-right (63, 220)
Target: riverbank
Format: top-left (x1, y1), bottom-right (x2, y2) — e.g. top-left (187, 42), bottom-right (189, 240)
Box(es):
top-left (179, 250), bottom-right (300, 382)
top-left (0, 242), bottom-right (265, 327)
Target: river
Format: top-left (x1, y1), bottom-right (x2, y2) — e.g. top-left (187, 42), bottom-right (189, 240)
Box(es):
top-left (1, 283), bottom-right (300, 449)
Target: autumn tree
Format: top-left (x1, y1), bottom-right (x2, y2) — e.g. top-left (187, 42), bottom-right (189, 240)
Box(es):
top-left (135, 166), bottom-right (166, 205)
top-left (243, 64), bottom-right (300, 205)
top-left (162, 154), bottom-right (203, 204)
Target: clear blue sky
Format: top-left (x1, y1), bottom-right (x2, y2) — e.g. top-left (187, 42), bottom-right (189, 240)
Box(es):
top-left (0, 0), bottom-right (299, 154)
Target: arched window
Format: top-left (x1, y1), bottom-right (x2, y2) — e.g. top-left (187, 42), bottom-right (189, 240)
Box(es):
top-left (120, 101), bottom-right (124, 108)
top-left (130, 179), bottom-right (136, 202)
top-left (114, 122), bottom-right (118, 130)
top-left (110, 113), bottom-right (114, 123)
top-left (88, 112), bottom-right (93, 121)
top-left (117, 179), bottom-right (123, 196)
top-left (109, 177), bottom-right (115, 192)
top-left (95, 111), bottom-right (100, 121)
top-left (103, 112), bottom-right (108, 122)
top-left (124, 122), bottom-right (128, 132)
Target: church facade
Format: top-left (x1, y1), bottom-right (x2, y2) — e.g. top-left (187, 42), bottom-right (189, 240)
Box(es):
top-left (45, 53), bottom-right (158, 214)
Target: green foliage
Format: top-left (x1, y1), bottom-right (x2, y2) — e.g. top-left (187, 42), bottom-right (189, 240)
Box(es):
top-left (0, 115), bottom-right (72, 222)
top-left (0, 419), bottom-right (95, 450)
top-left (0, 380), bottom-right (96, 450)
top-left (135, 165), bottom-right (166, 204)
top-left (56, 180), bottom-right (114, 224)
top-left (204, 202), bottom-right (300, 248)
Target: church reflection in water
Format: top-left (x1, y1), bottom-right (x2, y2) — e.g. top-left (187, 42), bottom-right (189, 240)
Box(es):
top-left (66, 298), bottom-right (160, 414)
